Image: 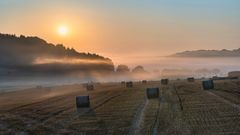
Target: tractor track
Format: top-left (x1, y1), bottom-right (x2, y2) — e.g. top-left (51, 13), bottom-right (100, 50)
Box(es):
top-left (206, 91), bottom-right (240, 111)
top-left (149, 100), bottom-right (160, 135)
top-left (53, 89), bottom-right (128, 133)
top-left (2, 86), bottom-right (126, 132)
top-left (128, 98), bottom-right (148, 135)
top-left (146, 91), bottom-right (162, 135)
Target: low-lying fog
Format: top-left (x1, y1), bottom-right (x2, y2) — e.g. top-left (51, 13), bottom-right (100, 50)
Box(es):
top-left (1, 57), bottom-right (239, 92)
top-left (117, 56), bottom-right (240, 73)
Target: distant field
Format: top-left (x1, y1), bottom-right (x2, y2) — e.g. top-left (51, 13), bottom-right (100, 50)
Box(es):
top-left (0, 79), bottom-right (239, 135)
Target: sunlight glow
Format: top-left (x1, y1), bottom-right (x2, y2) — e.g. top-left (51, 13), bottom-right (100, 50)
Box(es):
top-left (58, 25), bottom-right (68, 36)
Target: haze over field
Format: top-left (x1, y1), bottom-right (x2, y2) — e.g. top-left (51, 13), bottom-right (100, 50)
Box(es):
top-left (1, 35), bottom-right (239, 92)
top-left (0, 0), bottom-right (240, 91)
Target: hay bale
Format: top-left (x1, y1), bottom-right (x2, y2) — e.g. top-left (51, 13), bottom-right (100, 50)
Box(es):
top-left (202, 80), bottom-right (214, 90)
top-left (161, 79), bottom-right (169, 85)
top-left (126, 81), bottom-right (133, 88)
top-left (228, 71), bottom-right (240, 78)
top-left (36, 85), bottom-right (42, 89)
top-left (187, 77), bottom-right (195, 82)
top-left (146, 88), bottom-right (159, 99)
top-left (121, 81), bottom-right (126, 85)
top-left (142, 80), bottom-right (147, 84)
top-left (76, 96), bottom-right (90, 108)
top-left (212, 76), bottom-right (227, 80)
top-left (212, 76), bottom-right (238, 80)
top-left (86, 84), bottom-right (94, 91)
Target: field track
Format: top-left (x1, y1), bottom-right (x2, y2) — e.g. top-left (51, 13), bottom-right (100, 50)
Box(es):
top-left (206, 91), bottom-right (240, 111)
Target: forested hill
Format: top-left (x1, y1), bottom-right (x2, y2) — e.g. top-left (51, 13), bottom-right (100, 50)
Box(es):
top-left (0, 34), bottom-right (114, 75)
top-left (170, 48), bottom-right (240, 57)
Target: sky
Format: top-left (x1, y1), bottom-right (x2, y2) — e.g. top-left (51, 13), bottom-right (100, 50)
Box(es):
top-left (0, 0), bottom-right (240, 65)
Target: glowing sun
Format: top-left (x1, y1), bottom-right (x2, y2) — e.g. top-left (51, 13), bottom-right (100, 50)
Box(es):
top-left (58, 25), bottom-right (69, 36)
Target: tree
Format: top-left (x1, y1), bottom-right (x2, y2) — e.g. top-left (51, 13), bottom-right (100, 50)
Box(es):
top-left (116, 65), bottom-right (130, 73)
top-left (132, 65), bottom-right (146, 73)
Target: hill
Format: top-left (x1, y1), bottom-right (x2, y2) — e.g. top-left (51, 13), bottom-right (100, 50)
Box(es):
top-left (0, 34), bottom-right (114, 75)
top-left (170, 48), bottom-right (240, 57)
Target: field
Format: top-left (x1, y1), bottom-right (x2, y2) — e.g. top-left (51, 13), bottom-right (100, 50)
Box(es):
top-left (0, 79), bottom-right (240, 135)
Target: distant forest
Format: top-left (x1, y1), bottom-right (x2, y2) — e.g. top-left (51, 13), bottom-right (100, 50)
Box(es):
top-left (171, 48), bottom-right (240, 57)
top-left (0, 34), bottom-right (114, 75)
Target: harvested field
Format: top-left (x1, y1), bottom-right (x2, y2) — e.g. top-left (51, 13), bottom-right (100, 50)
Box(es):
top-left (174, 80), bottom-right (240, 135)
top-left (0, 80), bottom-right (239, 135)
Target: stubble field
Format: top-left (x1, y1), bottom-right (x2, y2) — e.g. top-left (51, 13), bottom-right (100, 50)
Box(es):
top-left (0, 79), bottom-right (239, 135)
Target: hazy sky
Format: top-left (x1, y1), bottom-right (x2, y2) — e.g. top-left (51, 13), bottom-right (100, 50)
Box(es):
top-left (0, 0), bottom-right (240, 64)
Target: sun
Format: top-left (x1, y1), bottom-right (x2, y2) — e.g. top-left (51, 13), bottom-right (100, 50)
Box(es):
top-left (58, 25), bottom-right (69, 36)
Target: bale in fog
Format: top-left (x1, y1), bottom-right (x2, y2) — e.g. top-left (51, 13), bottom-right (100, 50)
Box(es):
top-left (146, 88), bottom-right (159, 99)
top-left (142, 80), bottom-right (147, 84)
top-left (212, 76), bottom-right (238, 80)
top-left (126, 81), bottom-right (133, 88)
top-left (76, 96), bottom-right (90, 108)
top-left (161, 79), bottom-right (169, 85)
top-left (228, 71), bottom-right (240, 78)
top-left (121, 81), bottom-right (125, 85)
top-left (187, 77), bottom-right (195, 82)
top-left (202, 80), bottom-right (214, 90)
top-left (36, 85), bottom-right (43, 89)
top-left (86, 83), bottom-right (94, 91)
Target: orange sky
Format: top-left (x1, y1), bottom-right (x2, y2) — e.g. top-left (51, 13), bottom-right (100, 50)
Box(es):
top-left (0, 0), bottom-right (240, 65)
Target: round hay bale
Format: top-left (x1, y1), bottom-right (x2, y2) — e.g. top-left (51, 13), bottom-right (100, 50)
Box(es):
top-left (86, 84), bottom-right (94, 91)
top-left (228, 71), bottom-right (240, 78)
top-left (76, 96), bottom-right (90, 108)
top-left (121, 81), bottom-right (126, 85)
top-left (142, 80), bottom-right (147, 84)
top-left (146, 88), bottom-right (159, 99)
top-left (126, 81), bottom-right (133, 88)
top-left (36, 85), bottom-right (42, 89)
top-left (202, 80), bottom-right (214, 90)
top-left (187, 77), bottom-right (195, 82)
top-left (161, 79), bottom-right (169, 85)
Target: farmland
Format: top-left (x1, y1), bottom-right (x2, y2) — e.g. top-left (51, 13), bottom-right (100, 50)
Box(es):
top-left (0, 79), bottom-right (240, 135)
